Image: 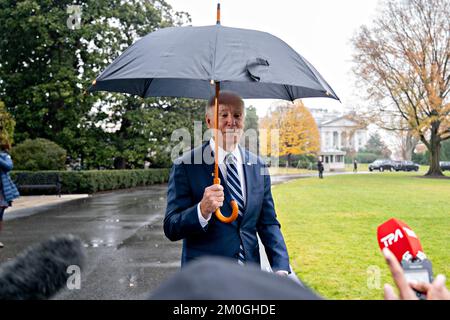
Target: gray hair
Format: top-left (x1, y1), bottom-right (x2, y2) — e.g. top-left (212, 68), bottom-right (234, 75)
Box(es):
top-left (205, 91), bottom-right (245, 115)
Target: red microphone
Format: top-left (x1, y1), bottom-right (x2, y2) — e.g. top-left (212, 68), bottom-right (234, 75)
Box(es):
top-left (377, 218), bottom-right (425, 262)
top-left (377, 218), bottom-right (434, 299)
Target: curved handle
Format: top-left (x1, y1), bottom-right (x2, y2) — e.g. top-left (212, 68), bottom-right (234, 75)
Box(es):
top-left (213, 178), bottom-right (239, 223)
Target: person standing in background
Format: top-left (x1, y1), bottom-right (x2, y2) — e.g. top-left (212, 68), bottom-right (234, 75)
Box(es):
top-left (317, 157), bottom-right (324, 179)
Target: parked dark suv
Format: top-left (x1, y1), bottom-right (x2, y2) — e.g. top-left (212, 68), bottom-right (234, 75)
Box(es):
top-left (369, 159), bottom-right (395, 172)
top-left (440, 161), bottom-right (450, 172)
top-left (393, 161), bottom-right (419, 172)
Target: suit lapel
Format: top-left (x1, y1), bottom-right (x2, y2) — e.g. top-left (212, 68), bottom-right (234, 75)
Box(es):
top-left (240, 146), bottom-right (255, 220)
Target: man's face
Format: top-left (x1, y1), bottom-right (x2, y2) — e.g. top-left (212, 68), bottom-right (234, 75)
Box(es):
top-left (206, 103), bottom-right (245, 150)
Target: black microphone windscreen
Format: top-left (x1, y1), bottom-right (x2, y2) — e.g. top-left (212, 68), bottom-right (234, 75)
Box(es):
top-left (0, 235), bottom-right (85, 300)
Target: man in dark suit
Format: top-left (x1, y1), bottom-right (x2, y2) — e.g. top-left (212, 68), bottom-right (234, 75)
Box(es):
top-left (317, 157), bottom-right (324, 179)
top-left (164, 91), bottom-right (291, 276)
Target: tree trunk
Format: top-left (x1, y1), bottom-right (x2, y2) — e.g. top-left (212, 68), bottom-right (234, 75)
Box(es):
top-left (403, 133), bottom-right (418, 161)
top-left (425, 129), bottom-right (443, 176)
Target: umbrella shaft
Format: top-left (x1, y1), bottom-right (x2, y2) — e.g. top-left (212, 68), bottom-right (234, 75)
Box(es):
top-left (214, 82), bottom-right (220, 183)
top-left (216, 2), bottom-right (220, 25)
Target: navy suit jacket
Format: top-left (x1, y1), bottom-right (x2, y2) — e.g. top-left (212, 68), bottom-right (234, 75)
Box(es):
top-left (164, 142), bottom-right (290, 272)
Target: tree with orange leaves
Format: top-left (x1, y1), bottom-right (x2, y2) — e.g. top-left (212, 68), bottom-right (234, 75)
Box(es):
top-left (352, 0), bottom-right (450, 176)
top-left (259, 100), bottom-right (320, 166)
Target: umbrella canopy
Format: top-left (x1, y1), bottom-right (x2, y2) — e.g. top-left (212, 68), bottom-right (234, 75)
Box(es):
top-left (89, 25), bottom-right (339, 101)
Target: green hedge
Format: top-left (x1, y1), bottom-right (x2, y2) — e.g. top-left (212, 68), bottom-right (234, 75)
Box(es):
top-left (10, 169), bottom-right (170, 195)
top-left (11, 138), bottom-right (67, 170)
top-left (276, 154), bottom-right (317, 168)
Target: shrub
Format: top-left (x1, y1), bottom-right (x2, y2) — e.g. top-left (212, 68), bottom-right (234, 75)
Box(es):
top-left (354, 152), bottom-right (379, 164)
top-left (278, 154), bottom-right (317, 168)
top-left (0, 100), bottom-right (15, 148)
top-left (12, 138), bottom-right (66, 171)
top-left (412, 152), bottom-right (429, 165)
top-left (10, 169), bottom-right (170, 195)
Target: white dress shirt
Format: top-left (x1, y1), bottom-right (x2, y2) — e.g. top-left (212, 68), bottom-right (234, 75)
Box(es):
top-left (197, 138), bottom-right (246, 227)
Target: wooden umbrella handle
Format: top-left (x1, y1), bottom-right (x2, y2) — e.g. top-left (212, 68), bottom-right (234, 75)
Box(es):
top-left (213, 82), bottom-right (239, 224)
top-left (214, 178), bottom-right (239, 223)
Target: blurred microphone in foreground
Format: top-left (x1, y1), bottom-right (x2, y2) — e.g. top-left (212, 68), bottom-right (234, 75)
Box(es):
top-left (0, 235), bottom-right (85, 300)
top-left (377, 218), bottom-right (449, 300)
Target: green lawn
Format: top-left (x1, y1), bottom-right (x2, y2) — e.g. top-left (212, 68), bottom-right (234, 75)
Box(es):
top-left (272, 172), bottom-right (450, 300)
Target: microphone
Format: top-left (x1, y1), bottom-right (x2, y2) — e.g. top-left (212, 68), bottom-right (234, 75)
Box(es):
top-left (377, 218), bottom-right (433, 299)
top-left (377, 218), bottom-right (425, 261)
top-left (0, 235), bottom-right (85, 300)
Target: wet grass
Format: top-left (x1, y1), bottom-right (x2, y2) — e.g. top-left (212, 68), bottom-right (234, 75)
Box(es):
top-left (272, 172), bottom-right (450, 300)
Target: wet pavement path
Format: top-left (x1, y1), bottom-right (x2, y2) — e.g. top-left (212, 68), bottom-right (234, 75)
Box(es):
top-left (0, 185), bottom-right (180, 300)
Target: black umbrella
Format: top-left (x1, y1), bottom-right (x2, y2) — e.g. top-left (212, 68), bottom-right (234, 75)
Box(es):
top-left (90, 3), bottom-right (339, 223)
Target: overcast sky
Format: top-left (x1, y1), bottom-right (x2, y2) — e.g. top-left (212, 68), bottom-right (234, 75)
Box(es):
top-left (166, 0), bottom-right (381, 116)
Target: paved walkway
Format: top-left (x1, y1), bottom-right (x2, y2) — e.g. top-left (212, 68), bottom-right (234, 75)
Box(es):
top-left (4, 194), bottom-right (90, 221)
top-left (1, 185), bottom-right (175, 300)
top-left (9, 194), bottom-right (90, 212)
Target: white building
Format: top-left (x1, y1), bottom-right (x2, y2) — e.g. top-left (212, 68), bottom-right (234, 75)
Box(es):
top-left (310, 108), bottom-right (368, 172)
top-left (319, 116), bottom-right (368, 152)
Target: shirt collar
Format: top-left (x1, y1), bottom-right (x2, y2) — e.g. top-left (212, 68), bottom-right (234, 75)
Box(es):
top-left (209, 138), bottom-right (242, 165)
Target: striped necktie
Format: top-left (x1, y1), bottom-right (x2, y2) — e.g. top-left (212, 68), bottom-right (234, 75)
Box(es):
top-left (225, 153), bottom-right (246, 264)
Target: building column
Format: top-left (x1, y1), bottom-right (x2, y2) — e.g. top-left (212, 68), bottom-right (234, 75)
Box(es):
top-left (338, 130), bottom-right (342, 150)
top-left (321, 130), bottom-right (326, 150)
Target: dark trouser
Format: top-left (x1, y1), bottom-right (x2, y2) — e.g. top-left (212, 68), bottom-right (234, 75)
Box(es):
top-left (319, 171), bottom-right (323, 179)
